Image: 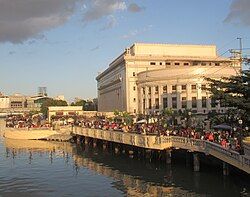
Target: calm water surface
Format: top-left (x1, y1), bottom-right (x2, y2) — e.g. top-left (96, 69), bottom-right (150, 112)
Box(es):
top-left (0, 119), bottom-right (249, 197)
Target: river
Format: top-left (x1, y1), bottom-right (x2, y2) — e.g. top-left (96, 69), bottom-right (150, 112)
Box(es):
top-left (0, 119), bottom-right (249, 196)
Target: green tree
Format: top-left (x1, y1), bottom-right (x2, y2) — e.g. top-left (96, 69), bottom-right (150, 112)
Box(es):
top-left (40, 98), bottom-right (68, 117)
top-left (206, 70), bottom-right (250, 125)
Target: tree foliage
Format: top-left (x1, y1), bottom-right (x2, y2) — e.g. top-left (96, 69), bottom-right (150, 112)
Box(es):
top-left (206, 70), bottom-right (250, 124)
top-left (40, 98), bottom-right (68, 117)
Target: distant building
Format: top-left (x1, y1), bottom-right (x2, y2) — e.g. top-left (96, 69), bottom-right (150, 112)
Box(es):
top-left (48, 106), bottom-right (84, 122)
top-left (96, 43), bottom-right (241, 114)
top-left (0, 95), bottom-right (10, 109)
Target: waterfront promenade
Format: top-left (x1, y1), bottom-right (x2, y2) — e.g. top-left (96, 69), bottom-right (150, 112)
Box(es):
top-left (73, 127), bottom-right (250, 174)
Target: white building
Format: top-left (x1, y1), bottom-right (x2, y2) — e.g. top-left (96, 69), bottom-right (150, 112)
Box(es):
top-left (0, 96), bottom-right (10, 109)
top-left (96, 43), bottom-right (241, 114)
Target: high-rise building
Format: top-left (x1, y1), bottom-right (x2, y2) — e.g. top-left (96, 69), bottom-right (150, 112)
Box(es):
top-left (96, 43), bottom-right (241, 114)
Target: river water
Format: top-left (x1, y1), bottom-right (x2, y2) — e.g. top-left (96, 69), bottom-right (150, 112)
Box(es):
top-left (0, 119), bottom-right (249, 197)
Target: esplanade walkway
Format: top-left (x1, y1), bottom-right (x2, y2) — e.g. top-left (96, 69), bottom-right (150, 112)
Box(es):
top-left (73, 127), bottom-right (250, 175)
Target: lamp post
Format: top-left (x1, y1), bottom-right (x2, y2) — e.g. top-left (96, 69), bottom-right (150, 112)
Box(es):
top-left (187, 111), bottom-right (191, 128)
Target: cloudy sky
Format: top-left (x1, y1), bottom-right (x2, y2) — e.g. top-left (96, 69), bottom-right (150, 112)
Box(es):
top-left (0, 0), bottom-right (250, 101)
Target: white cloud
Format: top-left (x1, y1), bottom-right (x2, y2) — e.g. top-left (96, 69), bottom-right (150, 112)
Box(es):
top-left (0, 0), bottom-right (79, 43)
top-left (83, 0), bottom-right (126, 22)
top-left (224, 0), bottom-right (250, 26)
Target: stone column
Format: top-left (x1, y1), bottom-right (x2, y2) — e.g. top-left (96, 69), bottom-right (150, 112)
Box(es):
top-left (167, 85), bottom-right (172, 109)
top-left (193, 153), bottom-right (200, 172)
top-left (138, 86), bottom-right (143, 114)
top-left (176, 85), bottom-right (181, 110)
top-left (159, 85), bottom-right (163, 111)
top-left (151, 86), bottom-right (155, 112)
top-left (187, 84), bottom-right (192, 109)
top-left (197, 83), bottom-right (202, 113)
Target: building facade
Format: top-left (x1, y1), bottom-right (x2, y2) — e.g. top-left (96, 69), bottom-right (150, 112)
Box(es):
top-left (96, 43), bottom-right (241, 114)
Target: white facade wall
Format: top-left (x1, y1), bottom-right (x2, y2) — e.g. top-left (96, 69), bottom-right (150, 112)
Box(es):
top-left (96, 43), bottom-right (240, 114)
top-left (0, 97), bottom-right (10, 109)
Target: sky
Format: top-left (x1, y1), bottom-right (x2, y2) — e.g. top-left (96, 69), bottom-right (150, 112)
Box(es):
top-left (0, 0), bottom-right (250, 102)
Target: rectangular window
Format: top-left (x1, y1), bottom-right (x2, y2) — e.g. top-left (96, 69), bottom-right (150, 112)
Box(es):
top-left (202, 97), bottom-right (207, 108)
top-left (155, 98), bottom-right (159, 109)
top-left (133, 86), bottom-right (136, 91)
top-left (174, 62), bottom-right (180, 66)
top-left (201, 62), bottom-right (206, 66)
top-left (163, 97), bottom-right (168, 109)
top-left (133, 98), bottom-right (136, 102)
top-left (143, 99), bottom-right (145, 110)
top-left (148, 87), bottom-right (151, 95)
top-left (184, 63), bottom-right (189, 66)
top-left (192, 97), bottom-right (197, 108)
top-left (215, 63), bottom-right (220, 66)
top-left (193, 62), bottom-right (199, 66)
top-left (149, 99), bottom-right (152, 109)
top-left (182, 97), bottom-right (187, 108)
top-left (163, 85), bottom-right (167, 93)
top-left (181, 85), bottom-right (186, 91)
top-left (172, 97), bottom-right (177, 109)
top-left (191, 85), bottom-right (196, 90)
top-left (159, 62), bottom-right (162, 65)
top-left (165, 62), bottom-right (171, 65)
top-left (201, 85), bottom-right (206, 91)
top-left (155, 86), bottom-right (159, 94)
top-left (134, 109), bottom-right (136, 113)
top-left (142, 87), bottom-right (145, 94)
top-left (133, 72), bottom-right (136, 76)
top-left (150, 62), bottom-right (156, 65)
top-left (172, 85), bottom-right (177, 92)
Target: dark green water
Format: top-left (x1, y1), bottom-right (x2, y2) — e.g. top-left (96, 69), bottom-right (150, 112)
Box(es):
top-left (0, 120), bottom-right (249, 197)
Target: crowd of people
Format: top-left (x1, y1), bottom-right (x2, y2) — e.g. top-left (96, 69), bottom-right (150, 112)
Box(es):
top-left (5, 114), bottom-right (50, 128)
top-left (5, 114), bottom-right (246, 153)
top-left (75, 118), bottom-right (244, 153)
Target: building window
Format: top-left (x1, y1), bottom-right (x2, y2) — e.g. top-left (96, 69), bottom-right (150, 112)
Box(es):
top-left (150, 62), bottom-right (156, 65)
top-left (201, 85), bottom-right (206, 91)
top-left (172, 97), bottom-right (177, 109)
top-left (163, 97), bottom-right (168, 109)
top-left (163, 85), bottom-right (167, 93)
top-left (165, 62), bottom-right (171, 65)
top-left (215, 63), bottom-right (220, 66)
top-left (133, 86), bottom-right (136, 91)
top-left (202, 97), bottom-right (207, 108)
top-left (148, 87), bottom-right (151, 95)
top-left (149, 99), bottom-right (152, 109)
top-left (191, 85), bottom-right (196, 90)
top-left (143, 99), bottom-right (145, 110)
top-left (133, 72), bottom-right (136, 76)
top-left (155, 98), bottom-right (159, 109)
top-left (181, 85), bottom-right (186, 91)
top-left (201, 62), bottom-right (206, 66)
top-left (133, 98), bottom-right (136, 102)
top-left (160, 62), bottom-right (162, 65)
top-left (142, 87), bottom-right (145, 94)
top-left (182, 97), bottom-right (187, 108)
top-left (172, 85), bottom-right (177, 92)
top-left (192, 97), bottom-right (197, 108)
top-left (174, 62), bottom-right (180, 66)
top-left (134, 109), bottom-right (136, 113)
top-left (184, 63), bottom-right (189, 66)
top-left (155, 86), bottom-right (159, 94)
top-left (193, 62), bottom-right (199, 66)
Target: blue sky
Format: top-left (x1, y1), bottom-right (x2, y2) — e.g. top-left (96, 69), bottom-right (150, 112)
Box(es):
top-left (0, 0), bottom-right (250, 101)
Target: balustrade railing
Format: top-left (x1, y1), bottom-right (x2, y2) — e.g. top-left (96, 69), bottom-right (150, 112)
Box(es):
top-left (73, 127), bottom-right (249, 173)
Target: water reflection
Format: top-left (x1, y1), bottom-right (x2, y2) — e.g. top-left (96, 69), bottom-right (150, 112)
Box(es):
top-left (3, 137), bottom-right (250, 196)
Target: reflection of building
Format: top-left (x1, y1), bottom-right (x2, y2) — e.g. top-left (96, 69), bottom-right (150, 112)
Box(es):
top-left (96, 43), bottom-right (240, 114)
top-left (48, 106), bottom-right (84, 122)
